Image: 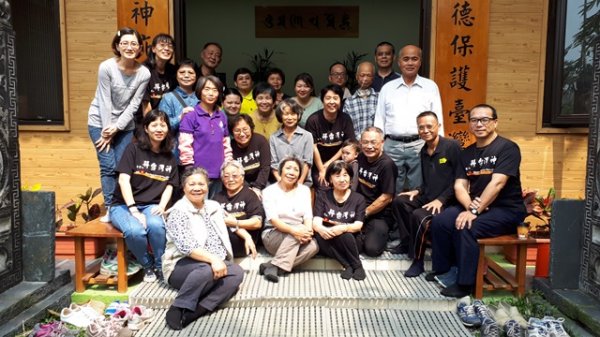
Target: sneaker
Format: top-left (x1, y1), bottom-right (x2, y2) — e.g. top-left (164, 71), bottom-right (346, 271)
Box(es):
top-left (528, 317), bottom-right (550, 337)
top-left (505, 304), bottom-right (528, 329)
top-left (69, 303), bottom-right (103, 322)
top-left (143, 268), bottom-right (157, 283)
top-left (111, 308), bottom-right (131, 327)
top-left (480, 317), bottom-right (500, 337)
top-left (100, 249), bottom-right (142, 277)
top-left (128, 305), bottom-right (155, 331)
top-left (504, 319), bottom-right (522, 337)
top-left (473, 299), bottom-right (493, 321)
top-left (441, 283), bottom-right (472, 298)
top-left (84, 300), bottom-right (106, 316)
top-left (457, 296), bottom-right (481, 327)
top-left (489, 304), bottom-right (510, 327)
top-left (425, 271), bottom-right (442, 282)
top-left (435, 266), bottom-right (458, 288)
top-left (542, 316), bottom-right (570, 337)
top-left (105, 300), bottom-right (129, 315)
top-left (60, 306), bottom-right (91, 328)
top-left (100, 207), bottom-right (111, 223)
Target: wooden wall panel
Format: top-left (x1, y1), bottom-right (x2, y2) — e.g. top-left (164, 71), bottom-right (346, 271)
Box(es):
top-left (19, 0), bottom-right (117, 206)
top-left (18, 0), bottom-right (588, 206)
top-left (487, 0), bottom-right (587, 199)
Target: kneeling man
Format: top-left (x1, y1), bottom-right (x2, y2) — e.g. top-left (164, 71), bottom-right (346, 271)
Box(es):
top-left (430, 104), bottom-right (526, 298)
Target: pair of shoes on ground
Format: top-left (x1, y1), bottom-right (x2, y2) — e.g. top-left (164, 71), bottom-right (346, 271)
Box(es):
top-left (489, 302), bottom-right (527, 337)
top-left (110, 305), bottom-right (154, 331)
top-left (105, 300), bottom-right (129, 315)
top-left (60, 303), bottom-right (104, 328)
top-left (456, 297), bottom-right (500, 336)
top-left (86, 316), bottom-right (133, 337)
top-left (28, 321), bottom-right (78, 337)
top-left (340, 266), bottom-right (367, 281)
top-left (528, 316), bottom-right (570, 337)
top-left (100, 248), bottom-right (142, 277)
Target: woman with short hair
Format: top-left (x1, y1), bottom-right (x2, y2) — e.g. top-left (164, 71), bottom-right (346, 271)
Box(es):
top-left (213, 161), bottom-right (263, 257)
top-left (261, 157), bottom-right (318, 283)
top-left (313, 160), bottom-right (367, 280)
top-left (179, 75), bottom-right (232, 198)
top-left (163, 167), bottom-right (243, 330)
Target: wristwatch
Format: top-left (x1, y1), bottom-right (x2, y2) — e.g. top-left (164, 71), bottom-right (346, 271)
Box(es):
top-left (470, 208), bottom-right (479, 216)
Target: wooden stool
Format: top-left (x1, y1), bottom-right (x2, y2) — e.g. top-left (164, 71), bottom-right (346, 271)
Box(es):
top-left (475, 234), bottom-right (537, 299)
top-left (65, 219), bottom-right (128, 293)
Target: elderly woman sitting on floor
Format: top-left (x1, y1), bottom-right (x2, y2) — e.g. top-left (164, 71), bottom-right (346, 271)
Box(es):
top-left (163, 167), bottom-right (244, 330)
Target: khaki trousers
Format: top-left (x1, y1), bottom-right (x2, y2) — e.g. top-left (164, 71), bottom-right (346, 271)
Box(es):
top-left (262, 229), bottom-right (319, 272)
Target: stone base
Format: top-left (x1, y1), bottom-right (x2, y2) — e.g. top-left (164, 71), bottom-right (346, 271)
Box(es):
top-left (533, 277), bottom-right (600, 336)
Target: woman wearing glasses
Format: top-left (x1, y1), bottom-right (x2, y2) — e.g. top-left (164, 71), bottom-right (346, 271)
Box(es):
top-left (141, 34), bottom-right (177, 117)
top-left (88, 27), bottom-right (151, 222)
top-left (229, 114), bottom-right (271, 198)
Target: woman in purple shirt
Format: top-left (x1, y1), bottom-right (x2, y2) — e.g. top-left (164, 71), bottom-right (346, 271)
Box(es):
top-left (179, 76), bottom-right (232, 198)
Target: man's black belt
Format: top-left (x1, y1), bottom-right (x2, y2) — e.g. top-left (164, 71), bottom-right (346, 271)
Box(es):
top-left (385, 134), bottom-right (420, 142)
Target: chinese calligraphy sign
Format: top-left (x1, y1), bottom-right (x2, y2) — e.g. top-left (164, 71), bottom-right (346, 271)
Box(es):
top-left (117, 0), bottom-right (169, 61)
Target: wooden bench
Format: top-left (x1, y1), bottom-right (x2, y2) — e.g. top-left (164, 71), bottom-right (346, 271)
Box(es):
top-left (475, 234), bottom-right (537, 299)
top-left (64, 219), bottom-right (129, 293)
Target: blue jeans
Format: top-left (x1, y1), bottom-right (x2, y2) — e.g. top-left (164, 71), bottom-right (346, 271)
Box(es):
top-left (383, 138), bottom-right (424, 192)
top-left (110, 204), bottom-right (166, 270)
top-left (88, 126), bottom-right (134, 206)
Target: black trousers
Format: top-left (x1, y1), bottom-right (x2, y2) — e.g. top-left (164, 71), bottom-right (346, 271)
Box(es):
top-left (356, 214), bottom-right (392, 257)
top-left (315, 232), bottom-right (362, 269)
top-left (168, 258), bottom-right (244, 312)
top-left (391, 195), bottom-right (435, 259)
top-left (228, 229), bottom-right (262, 258)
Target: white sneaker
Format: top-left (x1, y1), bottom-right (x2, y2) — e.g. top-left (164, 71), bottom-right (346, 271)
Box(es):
top-left (100, 207), bottom-right (111, 222)
top-left (69, 303), bottom-right (103, 322)
top-left (60, 306), bottom-right (91, 328)
top-left (542, 316), bottom-right (570, 337)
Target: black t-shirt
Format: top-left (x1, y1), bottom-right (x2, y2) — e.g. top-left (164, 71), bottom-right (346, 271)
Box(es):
top-left (457, 135), bottom-right (525, 211)
top-left (144, 62), bottom-right (177, 110)
top-left (314, 189), bottom-right (366, 225)
top-left (305, 110), bottom-right (356, 163)
top-left (356, 153), bottom-right (398, 207)
top-left (418, 136), bottom-right (462, 205)
top-left (213, 185), bottom-right (265, 231)
top-left (231, 134), bottom-right (271, 190)
top-left (114, 143), bottom-right (179, 205)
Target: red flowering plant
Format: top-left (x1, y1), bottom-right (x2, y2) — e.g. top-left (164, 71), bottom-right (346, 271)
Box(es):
top-left (522, 187), bottom-right (555, 238)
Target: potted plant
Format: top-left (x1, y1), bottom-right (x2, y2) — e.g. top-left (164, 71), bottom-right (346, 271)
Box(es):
top-left (503, 188), bottom-right (555, 265)
top-left (55, 187), bottom-right (105, 260)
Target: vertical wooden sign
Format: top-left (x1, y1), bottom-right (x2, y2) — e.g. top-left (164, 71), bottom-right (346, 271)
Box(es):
top-left (434, 1), bottom-right (489, 147)
top-left (117, 0), bottom-right (170, 62)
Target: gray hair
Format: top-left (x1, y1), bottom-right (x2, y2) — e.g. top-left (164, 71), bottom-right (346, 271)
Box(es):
top-left (220, 160), bottom-right (245, 177)
top-left (181, 167), bottom-right (209, 186)
top-left (361, 126), bottom-right (384, 140)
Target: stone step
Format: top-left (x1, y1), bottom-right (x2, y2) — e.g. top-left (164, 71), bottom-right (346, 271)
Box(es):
top-left (130, 270), bottom-right (453, 311)
top-left (136, 307), bottom-right (471, 337)
top-left (235, 250), bottom-right (432, 272)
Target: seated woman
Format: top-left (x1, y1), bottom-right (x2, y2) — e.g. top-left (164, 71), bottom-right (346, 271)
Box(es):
top-left (230, 114), bottom-right (271, 196)
top-left (163, 167), bottom-right (244, 330)
top-left (261, 157), bottom-right (318, 283)
top-left (213, 161), bottom-right (263, 257)
top-left (110, 110), bottom-right (179, 283)
top-left (313, 161), bottom-right (367, 280)
top-left (269, 98), bottom-right (314, 186)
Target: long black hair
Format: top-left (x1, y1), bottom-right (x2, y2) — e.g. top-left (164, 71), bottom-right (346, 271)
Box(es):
top-left (137, 109), bottom-right (174, 155)
top-left (144, 33), bottom-right (175, 69)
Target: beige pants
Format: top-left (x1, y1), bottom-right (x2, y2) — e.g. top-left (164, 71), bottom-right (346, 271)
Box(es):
top-left (262, 229), bottom-right (319, 272)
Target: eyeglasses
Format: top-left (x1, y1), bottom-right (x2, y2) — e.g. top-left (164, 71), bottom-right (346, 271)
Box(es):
top-left (468, 117), bottom-right (496, 125)
top-left (119, 41), bottom-right (140, 48)
top-left (233, 128), bottom-right (251, 135)
top-left (223, 173), bottom-right (242, 180)
top-left (330, 72), bottom-right (346, 78)
top-left (156, 42), bottom-right (173, 50)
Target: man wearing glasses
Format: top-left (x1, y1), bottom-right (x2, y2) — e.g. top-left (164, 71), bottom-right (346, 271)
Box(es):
top-left (428, 104), bottom-right (526, 298)
top-left (328, 62), bottom-right (352, 99)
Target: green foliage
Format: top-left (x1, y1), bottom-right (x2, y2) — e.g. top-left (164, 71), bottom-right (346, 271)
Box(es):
top-left (59, 187), bottom-right (102, 226)
top-left (249, 48), bottom-right (280, 82)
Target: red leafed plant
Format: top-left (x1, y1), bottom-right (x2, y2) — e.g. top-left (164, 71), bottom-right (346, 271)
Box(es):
top-left (522, 188), bottom-right (555, 238)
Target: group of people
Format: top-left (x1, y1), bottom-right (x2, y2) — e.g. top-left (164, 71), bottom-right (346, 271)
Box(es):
top-left (87, 27), bottom-right (526, 330)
